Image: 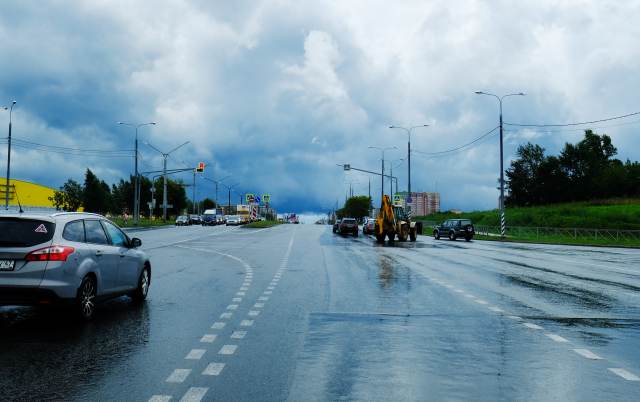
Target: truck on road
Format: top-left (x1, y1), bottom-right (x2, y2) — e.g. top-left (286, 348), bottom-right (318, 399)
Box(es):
top-left (374, 195), bottom-right (418, 243)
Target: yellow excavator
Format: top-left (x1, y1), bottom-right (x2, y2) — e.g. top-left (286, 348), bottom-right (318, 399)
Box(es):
top-left (374, 195), bottom-right (418, 243)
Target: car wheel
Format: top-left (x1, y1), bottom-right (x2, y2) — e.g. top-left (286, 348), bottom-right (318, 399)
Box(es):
top-left (77, 276), bottom-right (97, 320)
top-left (353, 230), bottom-right (358, 237)
top-left (375, 233), bottom-right (385, 243)
top-left (449, 231), bottom-right (456, 241)
top-left (465, 236), bottom-right (472, 242)
top-left (434, 230), bottom-right (440, 240)
top-left (132, 266), bottom-right (151, 302)
top-left (409, 228), bottom-right (417, 242)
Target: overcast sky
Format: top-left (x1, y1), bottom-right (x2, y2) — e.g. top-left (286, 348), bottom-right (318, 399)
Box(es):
top-left (1, 0), bottom-right (639, 214)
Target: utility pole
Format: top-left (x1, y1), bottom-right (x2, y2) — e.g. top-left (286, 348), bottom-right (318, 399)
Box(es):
top-left (192, 169), bottom-right (196, 214)
top-left (4, 101), bottom-right (16, 210)
top-left (118, 121), bottom-right (155, 224)
top-left (369, 146), bottom-right (396, 204)
top-left (475, 91), bottom-right (525, 238)
top-left (389, 125), bottom-right (428, 214)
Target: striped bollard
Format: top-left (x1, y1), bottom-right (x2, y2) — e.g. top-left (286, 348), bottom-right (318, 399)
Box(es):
top-left (500, 212), bottom-right (506, 238)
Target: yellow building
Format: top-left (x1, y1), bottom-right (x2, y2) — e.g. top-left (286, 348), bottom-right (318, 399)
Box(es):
top-left (0, 178), bottom-right (57, 208)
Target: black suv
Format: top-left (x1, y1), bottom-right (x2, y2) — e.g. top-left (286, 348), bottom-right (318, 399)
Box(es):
top-left (433, 219), bottom-right (474, 241)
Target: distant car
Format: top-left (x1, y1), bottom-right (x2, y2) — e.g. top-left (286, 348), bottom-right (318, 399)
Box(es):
top-left (0, 212), bottom-right (151, 320)
top-left (362, 217), bottom-right (375, 235)
top-left (337, 218), bottom-right (358, 237)
top-left (332, 221), bottom-right (340, 233)
top-left (216, 215), bottom-right (226, 225)
top-left (433, 219), bottom-right (475, 241)
top-left (175, 215), bottom-right (189, 226)
top-left (226, 215), bottom-right (240, 226)
top-left (189, 215), bottom-right (202, 225)
top-left (201, 213), bottom-right (216, 226)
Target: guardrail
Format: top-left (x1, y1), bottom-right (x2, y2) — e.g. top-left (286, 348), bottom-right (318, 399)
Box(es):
top-left (474, 225), bottom-right (640, 242)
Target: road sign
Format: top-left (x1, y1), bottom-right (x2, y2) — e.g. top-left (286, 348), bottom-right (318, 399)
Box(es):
top-left (255, 195), bottom-right (261, 203)
top-left (263, 194), bottom-right (270, 204)
top-left (196, 162), bottom-right (205, 173)
top-left (343, 164), bottom-right (351, 171)
top-left (393, 194), bottom-right (403, 207)
top-left (406, 196), bottom-right (413, 203)
top-left (245, 194), bottom-right (255, 204)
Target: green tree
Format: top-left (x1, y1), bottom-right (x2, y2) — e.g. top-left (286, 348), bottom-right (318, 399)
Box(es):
top-left (49, 179), bottom-right (84, 211)
top-left (340, 196), bottom-right (371, 220)
top-left (83, 169), bottom-right (112, 214)
top-left (153, 178), bottom-right (188, 217)
top-left (201, 198), bottom-right (216, 210)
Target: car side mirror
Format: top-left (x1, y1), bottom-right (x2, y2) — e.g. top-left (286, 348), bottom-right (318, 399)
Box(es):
top-left (130, 238), bottom-right (142, 248)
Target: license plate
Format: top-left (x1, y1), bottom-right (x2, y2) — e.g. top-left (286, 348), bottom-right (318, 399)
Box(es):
top-left (0, 260), bottom-right (15, 271)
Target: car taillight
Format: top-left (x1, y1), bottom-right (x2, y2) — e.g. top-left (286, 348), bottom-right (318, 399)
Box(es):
top-left (25, 245), bottom-right (75, 262)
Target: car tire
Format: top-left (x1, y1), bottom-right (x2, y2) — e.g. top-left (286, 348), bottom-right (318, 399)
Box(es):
top-left (131, 266), bottom-right (151, 302)
top-left (409, 228), bottom-right (417, 242)
top-left (76, 276), bottom-right (97, 321)
top-left (434, 230), bottom-right (440, 240)
top-left (465, 236), bottom-right (472, 242)
top-left (353, 231), bottom-right (358, 237)
top-left (375, 233), bottom-right (385, 243)
top-left (449, 231), bottom-right (456, 241)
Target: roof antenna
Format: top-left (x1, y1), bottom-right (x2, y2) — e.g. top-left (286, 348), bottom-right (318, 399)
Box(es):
top-left (14, 187), bottom-right (24, 213)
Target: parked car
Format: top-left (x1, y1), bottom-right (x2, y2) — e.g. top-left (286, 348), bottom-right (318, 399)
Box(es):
top-left (332, 220), bottom-right (340, 233)
top-left (433, 219), bottom-right (475, 241)
top-left (362, 217), bottom-right (375, 235)
top-left (336, 218), bottom-right (358, 237)
top-left (216, 215), bottom-right (226, 225)
top-left (226, 215), bottom-right (240, 226)
top-left (175, 215), bottom-right (189, 226)
top-left (189, 214), bottom-right (202, 225)
top-left (0, 212), bottom-right (151, 320)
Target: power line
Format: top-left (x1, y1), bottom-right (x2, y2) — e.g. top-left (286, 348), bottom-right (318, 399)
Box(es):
top-left (505, 111), bottom-right (640, 127)
top-left (11, 138), bottom-right (134, 155)
top-left (504, 118), bottom-right (640, 134)
top-left (412, 126), bottom-right (499, 157)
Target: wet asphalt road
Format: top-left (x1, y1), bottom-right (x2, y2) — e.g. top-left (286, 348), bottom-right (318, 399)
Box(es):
top-left (1, 224), bottom-right (639, 401)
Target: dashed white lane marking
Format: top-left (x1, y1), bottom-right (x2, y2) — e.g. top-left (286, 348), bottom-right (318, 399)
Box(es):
top-left (573, 348), bottom-right (603, 360)
top-left (227, 304), bottom-right (239, 310)
top-left (259, 296), bottom-right (269, 301)
top-left (232, 297), bottom-right (242, 302)
top-left (211, 322), bottom-right (225, 330)
top-left (179, 387), bottom-right (208, 402)
top-left (219, 345), bottom-right (238, 355)
top-left (488, 306), bottom-right (504, 313)
top-left (231, 330), bottom-right (247, 339)
top-left (236, 292), bottom-right (246, 296)
top-left (220, 312), bottom-right (233, 319)
top-left (507, 315), bottom-right (522, 321)
top-left (185, 349), bottom-right (206, 360)
top-left (149, 395), bottom-right (172, 402)
top-left (240, 320), bottom-right (254, 327)
top-left (454, 289), bottom-right (464, 293)
top-left (267, 286), bottom-right (275, 290)
top-left (248, 310), bottom-right (260, 317)
top-left (240, 286), bottom-right (248, 291)
top-left (264, 291), bottom-right (273, 295)
top-left (465, 294), bottom-right (475, 299)
top-left (608, 368), bottom-right (640, 381)
top-left (545, 333), bottom-right (569, 343)
top-left (166, 369), bottom-right (191, 383)
top-left (200, 334), bottom-right (217, 343)
top-left (202, 362), bottom-right (226, 376)
top-left (523, 323), bottom-right (543, 330)
top-left (254, 303), bottom-right (265, 308)
top-left (474, 299), bottom-right (489, 305)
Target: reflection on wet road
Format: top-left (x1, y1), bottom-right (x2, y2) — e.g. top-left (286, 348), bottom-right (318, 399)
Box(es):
top-left (1, 225), bottom-right (638, 401)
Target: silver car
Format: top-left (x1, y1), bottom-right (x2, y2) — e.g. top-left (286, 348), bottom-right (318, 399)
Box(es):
top-left (0, 212), bottom-right (151, 320)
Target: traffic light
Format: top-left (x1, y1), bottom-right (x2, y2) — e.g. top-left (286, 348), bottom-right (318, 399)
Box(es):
top-left (196, 162), bottom-right (205, 172)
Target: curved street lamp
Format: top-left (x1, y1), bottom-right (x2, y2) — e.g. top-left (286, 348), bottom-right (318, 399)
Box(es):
top-left (475, 91), bottom-right (525, 237)
top-left (145, 140), bottom-right (190, 221)
top-left (389, 124), bottom-right (428, 199)
top-left (4, 100), bottom-right (16, 210)
top-left (368, 145), bottom-right (397, 202)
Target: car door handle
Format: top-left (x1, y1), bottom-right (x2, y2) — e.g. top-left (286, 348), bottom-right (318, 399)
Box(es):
top-left (95, 250), bottom-right (103, 257)
top-left (119, 254), bottom-right (126, 258)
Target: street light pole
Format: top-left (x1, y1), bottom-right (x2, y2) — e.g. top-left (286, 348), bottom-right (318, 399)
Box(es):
top-left (145, 140), bottom-right (190, 221)
top-left (389, 125), bottom-right (428, 196)
top-left (368, 146), bottom-right (397, 204)
top-left (4, 101), bottom-right (16, 210)
top-left (475, 91), bottom-right (525, 238)
top-left (118, 121), bottom-right (156, 224)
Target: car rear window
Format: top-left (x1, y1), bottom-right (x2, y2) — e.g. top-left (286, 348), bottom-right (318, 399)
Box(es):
top-left (460, 220), bottom-right (472, 225)
top-left (0, 218), bottom-right (55, 247)
top-left (343, 219), bottom-right (356, 223)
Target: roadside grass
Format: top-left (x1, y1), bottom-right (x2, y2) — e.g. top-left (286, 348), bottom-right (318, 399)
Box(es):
top-left (242, 220), bottom-right (281, 229)
top-left (415, 198), bottom-right (640, 230)
top-left (110, 217), bottom-right (174, 228)
top-left (473, 233), bottom-right (640, 248)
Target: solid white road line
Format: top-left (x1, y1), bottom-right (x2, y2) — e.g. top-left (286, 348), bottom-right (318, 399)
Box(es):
top-left (240, 320), bottom-right (254, 326)
top-left (185, 349), bottom-right (206, 360)
top-left (179, 387), bottom-right (208, 402)
top-left (608, 368), bottom-right (640, 381)
top-left (200, 334), bottom-right (217, 343)
top-left (166, 369), bottom-right (191, 383)
top-left (211, 322), bottom-right (226, 330)
top-left (149, 395), bottom-right (172, 402)
top-left (545, 333), bottom-right (569, 343)
top-left (219, 345), bottom-right (238, 355)
top-left (220, 312), bottom-right (233, 319)
top-left (523, 323), bottom-right (543, 330)
top-left (202, 362), bottom-right (226, 376)
top-left (231, 330), bottom-right (247, 339)
top-left (573, 348), bottom-right (603, 360)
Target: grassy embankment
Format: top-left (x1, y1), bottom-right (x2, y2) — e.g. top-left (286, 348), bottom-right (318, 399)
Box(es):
top-left (414, 198), bottom-right (640, 247)
top-left (110, 217), bottom-right (174, 228)
top-left (242, 220), bottom-right (281, 229)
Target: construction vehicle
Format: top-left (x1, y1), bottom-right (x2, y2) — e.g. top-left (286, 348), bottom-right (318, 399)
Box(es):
top-left (374, 195), bottom-right (418, 243)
